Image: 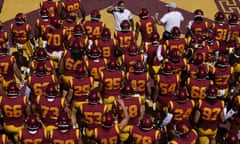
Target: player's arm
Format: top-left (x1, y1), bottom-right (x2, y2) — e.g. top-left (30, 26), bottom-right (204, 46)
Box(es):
top-left (116, 96), bottom-right (129, 130)
top-left (193, 100), bottom-right (201, 128)
top-left (79, 2), bottom-right (86, 23)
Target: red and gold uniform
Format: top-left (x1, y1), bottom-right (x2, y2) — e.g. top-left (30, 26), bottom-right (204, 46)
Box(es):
top-left (18, 128), bottom-right (48, 144)
top-left (79, 103), bottom-right (109, 137)
top-left (115, 96), bottom-right (143, 142)
top-left (196, 99), bottom-right (224, 143)
top-left (154, 73), bottom-right (180, 106)
top-left (100, 69), bottom-right (125, 109)
top-left (189, 44), bottom-right (210, 61)
top-left (30, 59), bottom-right (55, 76)
top-left (60, 49), bottom-right (83, 85)
top-left (186, 63), bottom-right (210, 79)
top-left (93, 124), bottom-right (120, 144)
top-left (187, 20), bottom-right (209, 36)
top-left (126, 71), bottom-right (150, 101)
top-left (84, 57), bottom-right (106, 88)
top-left (211, 22), bottom-right (231, 53)
top-left (135, 16), bottom-right (157, 44)
top-left (167, 99), bottom-right (195, 123)
top-left (169, 129), bottom-right (198, 144)
top-left (0, 55), bottom-right (18, 88)
top-left (0, 95), bottom-right (29, 137)
top-left (40, 0), bottom-right (60, 18)
top-left (67, 34), bottom-right (88, 51)
top-left (212, 65), bottom-right (234, 98)
top-left (84, 20), bottom-right (106, 41)
top-left (120, 53), bottom-right (145, 72)
top-left (226, 23), bottom-right (240, 50)
top-left (9, 22), bottom-right (34, 58)
top-left (94, 38), bottom-right (118, 59)
top-left (35, 17), bottom-right (51, 48)
top-left (62, 20), bottom-right (78, 37)
top-left (61, 0), bottom-right (82, 16)
top-left (114, 30), bottom-right (136, 54)
top-left (68, 75), bottom-right (94, 112)
top-left (144, 43), bottom-right (167, 65)
top-left (164, 58), bottom-right (188, 75)
top-left (36, 95), bottom-right (67, 131)
top-left (49, 128), bottom-right (82, 144)
top-left (131, 126), bottom-right (161, 144)
top-left (0, 29), bottom-right (9, 49)
top-left (164, 37), bottom-right (188, 55)
top-left (26, 74), bottom-right (58, 110)
top-left (206, 40), bottom-right (220, 64)
top-left (187, 77), bottom-right (213, 99)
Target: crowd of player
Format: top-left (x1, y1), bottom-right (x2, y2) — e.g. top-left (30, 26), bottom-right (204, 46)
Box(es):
top-left (0, 0), bottom-right (239, 143)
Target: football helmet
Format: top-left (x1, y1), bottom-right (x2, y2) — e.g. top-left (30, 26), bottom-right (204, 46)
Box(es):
top-left (88, 89), bottom-right (100, 105)
top-left (128, 42), bottom-right (138, 55)
top-left (91, 10), bottom-right (101, 21)
top-left (40, 7), bottom-right (49, 19)
top-left (193, 34), bottom-right (204, 48)
top-left (73, 24), bottom-right (84, 36)
top-left (176, 87), bottom-right (188, 103)
top-left (214, 11), bottom-right (225, 22)
top-left (161, 61), bottom-right (173, 75)
top-left (36, 62), bottom-right (47, 77)
top-left (50, 17), bottom-right (61, 28)
top-left (88, 45), bottom-right (102, 59)
top-left (217, 54), bottom-right (229, 67)
top-left (169, 48), bottom-right (180, 62)
top-left (120, 20), bottom-right (130, 31)
top-left (151, 32), bottom-right (160, 44)
top-left (70, 40), bottom-right (84, 52)
top-left (15, 13), bottom-right (26, 24)
top-left (228, 13), bottom-right (238, 25)
top-left (194, 53), bottom-right (204, 64)
top-left (197, 66), bottom-right (207, 79)
top-left (139, 8), bottom-right (149, 19)
top-left (206, 84), bottom-right (217, 99)
top-left (26, 114), bottom-right (40, 131)
top-left (45, 83), bottom-right (58, 98)
top-left (66, 12), bottom-right (76, 22)
top-left (75, 63), bottom-right (87, 78)
top-left (57, 112), bottom-right (71, 130)
top-left (140, 114), bottom-right (153, 131)
top-left (224, 131), bottom-right (238, 144)
top-left (7, 82), bottom-right (19, 97)
top-left (101, 28), bottom-right (111, 41)
top-left (121, 82), bottom-right (134, 97)
top-left (37, 48), bottom-right (48, 61)
top-left (101, 112), bottom-right (114, 129)
top-left (134, 60), bottom-right (145, 73)
top-left (194, 9), bottom-right (204, 17)
top-left (205, 29), bottom-right (215, 43)
top-left (171, 26), bottom-right (181, 38)
top-left (107, 57), bottom-right (119, 71)
top-left (174, 121), bottom-right (191, 136)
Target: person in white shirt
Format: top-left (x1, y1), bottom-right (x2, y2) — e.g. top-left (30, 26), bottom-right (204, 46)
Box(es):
top-left (155, 2), bottom-right (184, 40)
top-left (107, 0), bottom-right (134, 31)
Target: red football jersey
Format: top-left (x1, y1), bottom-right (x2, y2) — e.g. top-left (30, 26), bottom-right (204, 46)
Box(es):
top-left (80, 103), bottom-right (108, 129)
top-left (0, 31), bottom-right (9, 45)
top-left (121, 54), bottom-right (144, 72)
top-left (165, 37), bottom-right (188, 55)
top-left (169, 129), bottom-right (198, 144)
top-left (196, 99), bottom-right (224, 130)
top-left (50, 129), bottom-right (81, 144)
top-left (189, 20), bottom-right (209, 36)
top-left (131, 126), bottom-right (161, 144)
top-left (114, 31), bottom-right (135, 54)
top-left (0, 55), bottom-right (16, 81)
top-left (94, 38), bottom-right (117, 59)
top-left (18, 128), bottom-right (47, 143)
top-left (62, 20), bottom-right (78, 36)
top-left (85, 57), bottom-right (106, 81)
top-left (40, 1), bottom-right (59, 18)
top-left (94, 125), bottom-right (120, 144)
top-left (0, 95), bottom-right (29, 126)
top-left (61, 0), bottom-right (81, 14)
top-left (84, 20), bottom-right (105, 40)
top-left (9, 23), bottom-right (32, 44)
top-left (187, 77), bottom-right (213, 99)
top-left (35, 18), bottom-right (51, 38)
top-left (30, 60), bottom-right (55, 75)
top-left (212, 66), bottom-right (233, 89)
top-left (136, 16), bottom-right (157, 43)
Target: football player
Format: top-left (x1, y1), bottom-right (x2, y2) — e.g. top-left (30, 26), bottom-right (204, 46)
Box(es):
top-left (0, 21), bottom-right (10, 53)
top-left (40, 0), bottom-right (60, 18)
top-left (114, 20), bottom-right (136, 54)
top-left (62, 12), bottom-right (79, 36)
top-left (193, 85), bottom-right (225, 144)
top-left (49, 112), bottom-right (83, 144)
top-left (9, 13), bottom-right (35, 60)
top-left (0, 82), bottom-right (31, 142)
top-left (135, 8), bottom-right (158, 48)
top-left (18, 114), bottom-right (48, 143)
